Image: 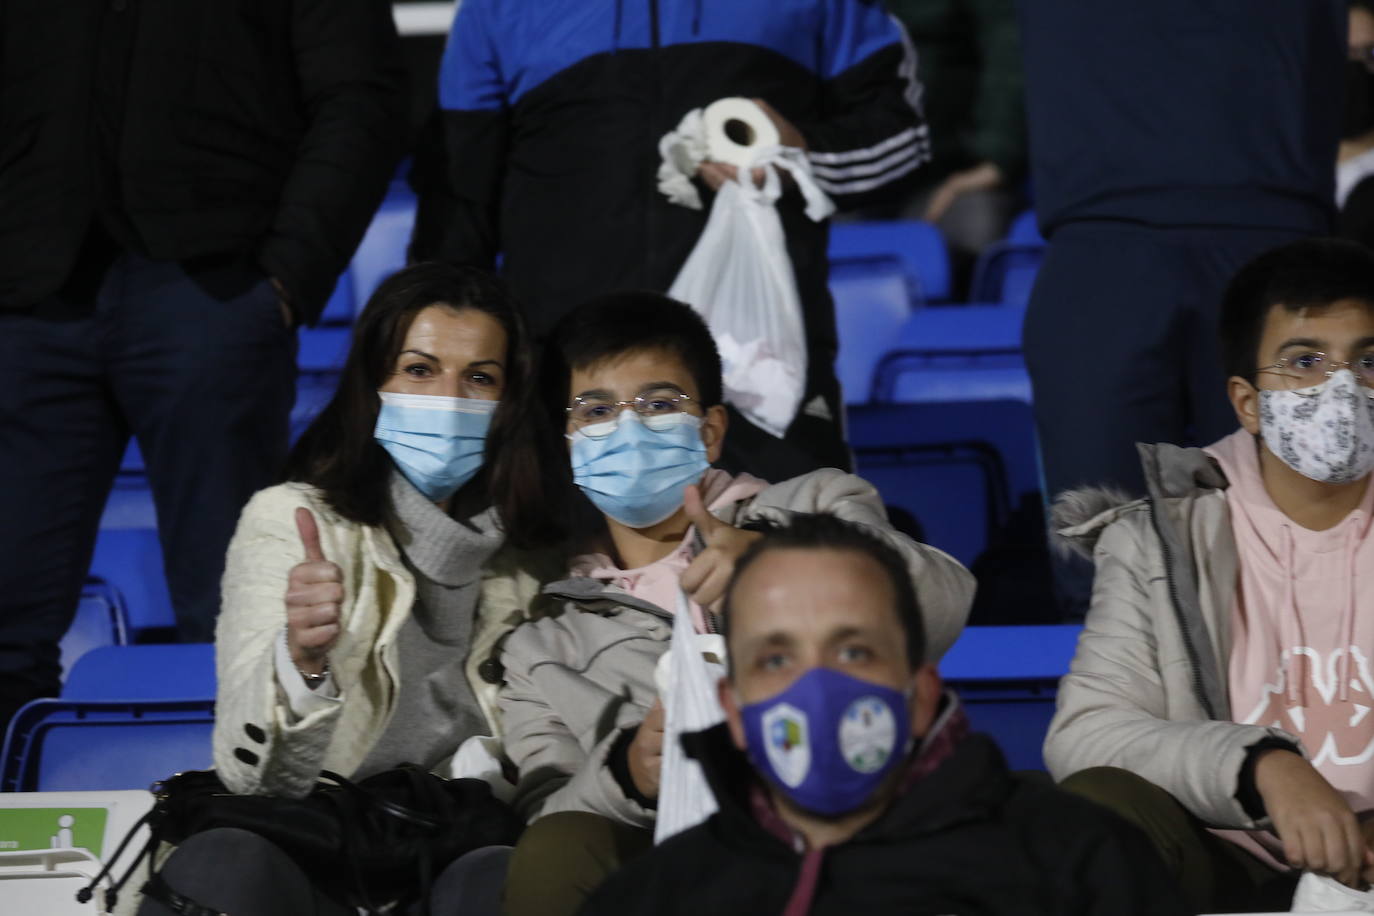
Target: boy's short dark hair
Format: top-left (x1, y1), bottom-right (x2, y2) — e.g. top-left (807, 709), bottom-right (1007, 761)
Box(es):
top-left (1219, 238), bottom-right (1374, 384)
top-left (541, 291), bottom-right (724, 413)
top-left (722, 513), bottom-right (926, 669)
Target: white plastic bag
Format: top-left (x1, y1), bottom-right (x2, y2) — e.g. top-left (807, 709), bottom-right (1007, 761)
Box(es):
top-left (667, 148), bottom-right (833, 438)
top-left (653, 591), bottom-right (728, 844)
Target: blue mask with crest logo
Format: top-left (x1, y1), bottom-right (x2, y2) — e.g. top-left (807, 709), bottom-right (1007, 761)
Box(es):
top-left (741, 667), bottom-right (912, 816)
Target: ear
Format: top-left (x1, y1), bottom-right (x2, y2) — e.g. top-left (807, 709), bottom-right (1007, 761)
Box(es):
top-left (702, 404), bottom-right (729, 464)
top-left (718, 675), bottom-right (748, 751)
top-left (1228, 375), bottom-right (1261, 436)
top-left (908, 664), bottom-right (942, 738)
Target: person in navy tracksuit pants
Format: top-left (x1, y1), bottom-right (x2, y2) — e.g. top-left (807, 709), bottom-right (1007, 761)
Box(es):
top-left (1018, 0), bottom-right (1346, 616)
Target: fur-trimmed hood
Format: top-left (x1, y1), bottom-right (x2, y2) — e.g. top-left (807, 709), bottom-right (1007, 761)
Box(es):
top-left (1051, 443), bottom-right (1231, 559)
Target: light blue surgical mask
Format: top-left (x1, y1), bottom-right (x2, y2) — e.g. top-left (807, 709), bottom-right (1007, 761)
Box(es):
top-left (569, 410), bottom-right (709, 529)
top-left (374, 391), bottom-right (496, 502)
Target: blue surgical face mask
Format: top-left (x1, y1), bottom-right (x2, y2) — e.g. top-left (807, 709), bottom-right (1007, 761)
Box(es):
top-left (569, 409), bottom-right (710, 529)
top-left (374, 391), bottom-right (496, 502)
top-left (741, 667), bottom-right (913, 817)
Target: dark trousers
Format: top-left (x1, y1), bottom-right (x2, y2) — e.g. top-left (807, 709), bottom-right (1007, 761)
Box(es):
top-left (1022, 221), bottom-right (1306, 615)
top-left (1060, 767), bottom-right (1298, 913)
top-left (502, 812), bottom-right (653, 916)
top-left (0, 247), bottom-right (295, 727)
top-left (138, 827), bottom-right (511, 916)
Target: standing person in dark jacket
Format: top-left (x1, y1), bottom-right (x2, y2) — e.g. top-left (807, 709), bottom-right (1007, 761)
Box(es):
top-left (1017, 0), bottom-right (1346, 616)
top-left (410, 0), bottom-right (929, 481)
top-left (0, 1), bottom-right (407, 731)
top-left (579, 513), bottom-right (1188, 916)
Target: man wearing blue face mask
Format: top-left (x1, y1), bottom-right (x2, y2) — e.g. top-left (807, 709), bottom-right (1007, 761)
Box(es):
top-left (497, 293), bottom-right (976, 916)
top-left (577, 513), bottom-right (1187, 916)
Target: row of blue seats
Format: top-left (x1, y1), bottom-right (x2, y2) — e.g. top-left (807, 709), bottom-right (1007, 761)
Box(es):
top-left (2, 624), bottom-right (1081, 792)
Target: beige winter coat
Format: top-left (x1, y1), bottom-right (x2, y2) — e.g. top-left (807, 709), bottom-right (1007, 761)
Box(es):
top-left (1046, 443), bottom-right (1300, 828)
top-left (498, 468), bottom-right (977, 826)
top-left (213, 482), bottom-right (549, 798)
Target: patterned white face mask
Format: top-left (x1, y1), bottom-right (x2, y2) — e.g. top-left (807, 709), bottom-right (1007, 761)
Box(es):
top-left (1259, 369), bottom-right (1374, 484)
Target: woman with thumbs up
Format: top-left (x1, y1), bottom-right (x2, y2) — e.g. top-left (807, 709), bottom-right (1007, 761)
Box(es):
top-left (137, 264), bottom-right (561, 916)
top-left (209, 261), bottom-right (558, 801)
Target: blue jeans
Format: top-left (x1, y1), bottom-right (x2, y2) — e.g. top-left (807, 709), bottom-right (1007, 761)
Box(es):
top-left (0, 245), bottom-right (296, 726)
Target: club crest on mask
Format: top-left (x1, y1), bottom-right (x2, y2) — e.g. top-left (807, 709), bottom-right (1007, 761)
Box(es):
top-left (762, 702), bottom-right (811, 788)
top-left (839, 695), bottom-right (898, 774)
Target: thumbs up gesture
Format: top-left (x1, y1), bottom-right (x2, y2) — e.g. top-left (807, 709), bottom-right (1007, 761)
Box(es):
top-left (679, 485), bottom-right (763, 611)
top-left (285, 507), bottom-right (343, 675)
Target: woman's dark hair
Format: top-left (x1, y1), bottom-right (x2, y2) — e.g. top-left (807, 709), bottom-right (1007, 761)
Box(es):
top-left (721, 513), bottom-right (926, 669)
top-left (284, 262), bottom-right (558, 547)
top-left (533, 291), bottom-right (726, 545)
top-left (1219, 238), bottom-right (1374, 384)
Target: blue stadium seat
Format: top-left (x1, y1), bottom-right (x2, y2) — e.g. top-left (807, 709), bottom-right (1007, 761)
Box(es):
top-left (60, 583), bottom-right (130, 681)
top-left (351, 186), bottom-right (417, 313)
top-left (1, 700), bottom-right (215, 792)
top-left (89, 526), bottom-right (175, 637)
top-left (317, 271), bottom-right (356, 326)
top-left (829, 260), bottom-right (917, 403)
top-left (849, 402), bottom-right (1022, 568)
top-left (297, 325), bottom-right (352, 373)
top-left (970, 243), bottom-right (1044, 307)
top-left (119, 440), bottom-right (144, 475)
top-left (1007, 209), bottom-right (1044, 245)
top-left (62, 644), bottom-right (216, 701)
top-left (828, 220), bottom-right (951, 303)
top-left (940, 624), bottom-right (1081, 770)
top-left (872, 304), bottom-right (1032, 407)
top-left (1, 645), bottom-right (217, 792)
top-left (293, 371), bottom-right (340, 442)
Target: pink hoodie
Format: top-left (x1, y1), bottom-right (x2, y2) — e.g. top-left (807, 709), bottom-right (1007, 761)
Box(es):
top-left (1207, 429), bottom-right (1374, 814)
top-left (570, 468), bottom-right (769, 633)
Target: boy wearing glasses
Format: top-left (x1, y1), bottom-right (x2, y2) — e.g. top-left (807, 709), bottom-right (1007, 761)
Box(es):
top-left (1047, 238), bottom-right (1374, 913)
top-left (495, 292), bottom-right (974, 916)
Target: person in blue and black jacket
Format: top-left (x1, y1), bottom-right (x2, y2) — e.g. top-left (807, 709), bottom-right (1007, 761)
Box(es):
top-left (409, 0), bottom-right (930, 482)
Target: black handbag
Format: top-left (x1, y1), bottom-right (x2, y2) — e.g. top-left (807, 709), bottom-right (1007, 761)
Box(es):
top-left (80, 766), bottom-right (525, 915)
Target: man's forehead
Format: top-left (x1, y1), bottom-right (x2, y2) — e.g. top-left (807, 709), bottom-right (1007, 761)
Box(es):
top-left (730, 547), bottom-right (897, 634)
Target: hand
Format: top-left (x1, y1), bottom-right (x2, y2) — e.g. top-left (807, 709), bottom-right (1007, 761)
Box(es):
top-left (922, 162), bottom-right (1004, 224)
top-left (269, 277), bottom-right (294, 329)
top-left (285, 507), bottom-right (344, 676)
top-left (1359, 818), bottom-right (1374, 885)
top-left (1255, 749), bottom-right (1373, 887)
top-left (679, 485), bottom-right (763, 611)
top-left (628, 699), bottom-right (666, 800)
top-left (752, 98), bottom-right (806, 150)
top-left (698, 160), bottom-right (765, 191)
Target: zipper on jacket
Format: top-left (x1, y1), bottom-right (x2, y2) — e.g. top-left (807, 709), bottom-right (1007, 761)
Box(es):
top-left (1146, 497), bottom-right (1217, 720)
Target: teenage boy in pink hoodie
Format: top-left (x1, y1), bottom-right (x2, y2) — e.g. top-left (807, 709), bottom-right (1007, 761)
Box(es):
top-left (1046, 238), bottom-right (1374, 913)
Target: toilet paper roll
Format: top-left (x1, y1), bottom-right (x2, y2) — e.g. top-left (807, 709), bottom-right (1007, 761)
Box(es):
top-left (703, 97), bottom-right (781, 169)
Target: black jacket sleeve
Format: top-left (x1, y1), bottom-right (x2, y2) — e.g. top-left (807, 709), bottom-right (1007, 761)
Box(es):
top-left (256, 0), bottom-right (408, 324)
top-left (409, 0), bottom-right (508, 268)
top-left (795, 0), bottom-right (931, 211)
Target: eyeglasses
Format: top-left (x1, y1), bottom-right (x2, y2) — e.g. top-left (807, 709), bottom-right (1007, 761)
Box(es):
top-left (1257, 351), bottom-right (1374, 392)
top-left (566, 389), bottom-right (698, 434)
